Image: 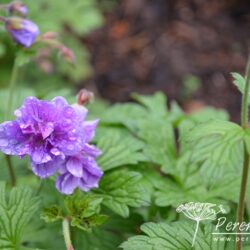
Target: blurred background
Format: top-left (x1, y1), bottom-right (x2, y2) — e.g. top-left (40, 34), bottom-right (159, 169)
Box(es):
top-left (0, 0), bottom-right (250, 122)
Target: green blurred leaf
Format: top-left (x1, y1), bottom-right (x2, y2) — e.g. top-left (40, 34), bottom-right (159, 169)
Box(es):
top-left (99, 170), bottom-right (150, 218)
top-left (231, 72), bottom-right (245, 94)
top-left (96, 128), bottom-right (145, 171)
top-left (132, 92), bottom-right (168, 117)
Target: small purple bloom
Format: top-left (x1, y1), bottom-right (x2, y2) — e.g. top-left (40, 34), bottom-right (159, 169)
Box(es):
top-left (8, 1), bottom-right (28, 16)
top-left (6, 17), bottom-right (39, 47)
top-left (0, 96), bottom-right (102, 194)
top-left (56, 155), bottom-right (103, 195)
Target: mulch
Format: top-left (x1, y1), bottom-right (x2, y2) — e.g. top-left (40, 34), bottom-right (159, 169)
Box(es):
top-left (85, 0), bottom-right (250, 122)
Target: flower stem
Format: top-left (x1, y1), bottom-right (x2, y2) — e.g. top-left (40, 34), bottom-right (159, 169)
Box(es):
top-left (62, 218), bottom-right (75, 250)
top-left (236, 61), bottom-right (250, 250)
top-left (4, 58), bottom-right (19, 187)
top-left (7, 57), bottom-right (19, 119)
top-left (5, 155), bottom-right (16, 186)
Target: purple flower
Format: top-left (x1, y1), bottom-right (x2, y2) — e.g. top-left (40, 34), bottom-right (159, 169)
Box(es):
top-left (0, 96), bottom-right (103, 194)
top-left (8, 1), bottom-right (28, 17)
top-left (56, 154), bottom-right (103, 195)
top-left (5, 17), bottom-right (39, 47)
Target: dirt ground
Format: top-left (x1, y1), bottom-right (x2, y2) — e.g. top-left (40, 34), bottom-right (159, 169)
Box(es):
top-left (86, 0), bottom-right (250, 122)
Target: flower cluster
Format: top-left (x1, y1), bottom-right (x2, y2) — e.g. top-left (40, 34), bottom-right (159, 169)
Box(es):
top-left (0, 96), bottom-right (103, 194)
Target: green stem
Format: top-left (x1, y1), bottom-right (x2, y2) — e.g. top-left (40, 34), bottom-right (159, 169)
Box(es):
top-left (62, 218), bottom-right (74, 250)
top-left (236, 144), bottom-right (250, 250)
top-left (7, 57), bottom-right (19, 119)
top-left (5, 155), bottom-right (16, 186)
top-left (241, 62), bottom-right (250, 128)
top-left (4, 58), bottom-right (19, 187)
top-left (236, 61), bottom-right (250, 250)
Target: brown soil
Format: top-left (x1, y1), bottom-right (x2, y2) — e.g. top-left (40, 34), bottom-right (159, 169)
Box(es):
top-left (86, 0), bottom-right (250, 122)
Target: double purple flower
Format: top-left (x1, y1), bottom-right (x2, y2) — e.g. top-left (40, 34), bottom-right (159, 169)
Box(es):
top-left (0, 97), bottom-right (103, 194)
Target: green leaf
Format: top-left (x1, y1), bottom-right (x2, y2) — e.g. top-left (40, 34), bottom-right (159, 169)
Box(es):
top-left (0, 183), bottom-right (40, 249)
top-left (136, 118), bottom-right (176, 173)
top-left (41, 205), bottom-right (63, 223)
top-left (98, 170), bottom-right (150, 218)
top-left (96, 128), bottom-right (145, 171)
top-left (64, 193), bottom-right (106, 231)
top-left (74, 227), bottom-right (121, 250)
top-left (154, 153), bottom-right (206, 207)
top-left (132, 92), bottom-right (168, 117)
top-left (182, 120), bottom-right (244, 183)
top-left (120, 222), bottom-right (225, 250)
top-left (154, 152), bottom-right (241, 207)
top-left (100, 103), bottom-right (148, 132)
top-left (71, 214), bottom-right (108, 231)
top-left (231, 72), bottom-right (245, 94)
top-left (182, 120), bottom-right (241, 143)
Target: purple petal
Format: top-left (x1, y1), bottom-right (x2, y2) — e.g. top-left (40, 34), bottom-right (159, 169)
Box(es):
top-left (83, 120), bottom-right (99, 142)
top-left (52, 96), bottom-right (68, 108)
top-left (0, 121), bottom-right (28, 155)
top-left (56, 173), bottom-right (79, 195)
top-left (66, 157), bottom-right (83, 177)
top-left (80, 157), bottom-right (103, 190)
top-left (32, 158), bottom-right (63, 178)
top-left (79, 175), bottom-right (100, 192)
top-left (39, 122), bottom-right (54, 139)
top-left (82, 144), bottom-right (102, 157)
top-left (31, 145), bottom-right (52, 164)
top-left (72, 104), bottom-right (88, 121)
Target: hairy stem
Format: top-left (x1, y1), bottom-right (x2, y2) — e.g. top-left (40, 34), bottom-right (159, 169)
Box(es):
top-left (236, 61), bottom-right (250, 250)
top-left (5, 155), bottom-right (16, 186)
top-left (62, 218), bottom-right (74, 250)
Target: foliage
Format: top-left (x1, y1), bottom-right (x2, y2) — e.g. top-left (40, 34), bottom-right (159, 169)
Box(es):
top-left (41, 192), bottom-right (108, 231)
top-left (120, 222), bottom-right (227, 250)
top-left (0, 0), bottom-right (108, 87)
top-left (0, 182), bottom-right (39, 249)
top-left (1, 88), bottom-right (249, 249)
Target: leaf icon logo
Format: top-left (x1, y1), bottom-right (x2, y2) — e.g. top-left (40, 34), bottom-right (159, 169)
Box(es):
top-left (176, 202), bottom-right (226, 246)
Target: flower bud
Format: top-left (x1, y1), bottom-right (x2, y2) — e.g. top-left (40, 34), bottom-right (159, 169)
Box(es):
top-left (77, 89), bottom-right (94, 106)
top-left (39, 31), bottom-right (59, 41)
top-left (59, 46), bottom-right (75, 64)
top-left (5, 17), bottom-right (40, 48)
top-left (8, 1), bottom-right (28, 17)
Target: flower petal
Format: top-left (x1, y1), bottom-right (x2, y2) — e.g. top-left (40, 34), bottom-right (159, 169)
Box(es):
top-left (66, 157), bottom-right (83, 177)
top-left (82, 144), bottom-right (102, 157)
top-left (39, 122), bottom-right (54, 139)
top-left (83, 119), bottom-right (99, 142)
top-left (31, 145), bottom-right (52, 163)
top-left (32, 158), bottom-right (63, 178)
top-left (56, 173), bottom-right (79, 195)
top-left (0, 121), bottom-right (28, 155)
